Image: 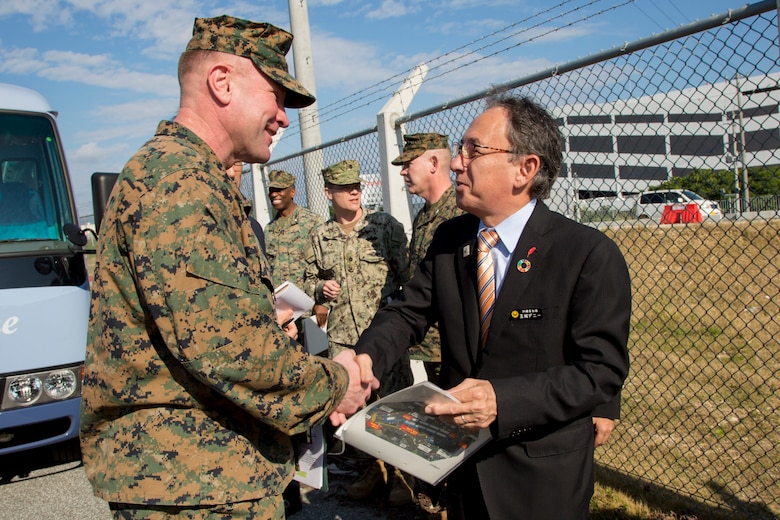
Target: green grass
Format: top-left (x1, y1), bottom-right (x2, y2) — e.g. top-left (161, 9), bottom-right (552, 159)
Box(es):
top-left (589, 219), bottom-right (780, 519)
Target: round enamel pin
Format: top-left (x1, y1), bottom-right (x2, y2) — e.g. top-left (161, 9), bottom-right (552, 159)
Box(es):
top-left (517, 259), bottom-right (531, 272)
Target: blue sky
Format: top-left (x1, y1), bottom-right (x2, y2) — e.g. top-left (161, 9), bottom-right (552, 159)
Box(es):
top-left (0, 0), bottom-right (744, 220)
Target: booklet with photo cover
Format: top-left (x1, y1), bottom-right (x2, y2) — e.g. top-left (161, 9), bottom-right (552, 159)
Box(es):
top-left (334, 381), bottom-right (492, 485)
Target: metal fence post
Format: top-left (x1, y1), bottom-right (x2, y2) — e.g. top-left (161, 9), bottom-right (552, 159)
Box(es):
top-left (375, 63), bottom-right (428, 234)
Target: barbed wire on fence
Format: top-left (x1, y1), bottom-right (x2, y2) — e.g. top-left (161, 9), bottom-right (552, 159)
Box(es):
top-left (284, 0), bottom-right (641, 140)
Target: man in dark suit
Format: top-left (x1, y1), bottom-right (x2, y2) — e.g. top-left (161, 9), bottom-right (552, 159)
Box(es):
top-left (344, 94), bottom-right (631, 519)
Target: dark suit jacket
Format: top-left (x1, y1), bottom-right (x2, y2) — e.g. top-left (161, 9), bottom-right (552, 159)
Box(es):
top-left (354, 201), bottom-right (631, 519)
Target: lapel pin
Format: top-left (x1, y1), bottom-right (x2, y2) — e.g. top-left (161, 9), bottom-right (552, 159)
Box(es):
top-left (462, 244), bottom-right (471, 257)
top-left (517, 259), bottom-right (531, 272)
top-left (517, 246), bottom-right (536, 273)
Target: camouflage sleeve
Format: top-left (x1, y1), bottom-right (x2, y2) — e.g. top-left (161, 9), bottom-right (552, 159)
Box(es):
top-left (137, 177), bottom-right (347, 435)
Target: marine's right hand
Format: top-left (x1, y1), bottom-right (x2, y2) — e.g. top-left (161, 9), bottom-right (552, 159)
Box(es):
top-left (329, 349), bottom-right (379, 426)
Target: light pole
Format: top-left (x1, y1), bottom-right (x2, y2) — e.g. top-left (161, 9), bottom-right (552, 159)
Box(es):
top-left (288, 0), bottom-right (327, 218)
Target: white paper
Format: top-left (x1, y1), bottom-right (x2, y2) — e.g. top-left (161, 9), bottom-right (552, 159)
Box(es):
top-left (293, 425), bottom-right (327, 490)
top-left (274, 281), bottom-right (314, 323)
top-left (410, 359), bottom-right (428, 385)
top-left (335, 381), bottom-right (492, 486)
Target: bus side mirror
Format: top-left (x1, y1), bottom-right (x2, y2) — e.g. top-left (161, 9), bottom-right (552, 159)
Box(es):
top-left (63, 222), bottom-right (89, 246)
top-left (91, 172), bottom-right (119, 233)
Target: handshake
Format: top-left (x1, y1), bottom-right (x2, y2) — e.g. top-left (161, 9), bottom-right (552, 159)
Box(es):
top-left (326, 350), bottom-right (499, 431)
top-left (328, 349), bottom-right (379, 426)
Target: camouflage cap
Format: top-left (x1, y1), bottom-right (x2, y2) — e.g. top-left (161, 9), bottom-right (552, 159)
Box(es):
top-left (391, 133), bottom-right (449, 165)
top-left (268, 170), bottom-right (295, 189)
top-left (321, 160), bottom-right (365, 185)
top-left (186, 15), bottom-right (315, 109)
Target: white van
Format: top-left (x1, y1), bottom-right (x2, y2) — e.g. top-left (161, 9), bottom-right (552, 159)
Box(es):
top-left (633, 189), bottom-right (723, 222)
top-left (0, 83), bottom-right (89, 460)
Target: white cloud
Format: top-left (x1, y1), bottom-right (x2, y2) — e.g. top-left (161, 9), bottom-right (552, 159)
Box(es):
top-left (422, 53), bottom-right (554, 99)
top-left (366, 0), bottom-right (415, 20)
top-left (79, 98), bottom-right (178, 146)
top-left (311, 30), bottom-right (396, 89)
top-left (0, 0), bottom-right (75, 31)
top-left (0, 47), bottom-right (46, 75)
top-left (68, 139), bottom-right (131, 219)
top-left (67, 1), bottom-right (199, 60)
top-left (0, 45), bottom-right (178, 94)
top-left (70, 140), bottom-right (126, 163)
top-left (2, 1), bottom-right (289, 62)
top-left (94, 97), bottom-right (177, 122)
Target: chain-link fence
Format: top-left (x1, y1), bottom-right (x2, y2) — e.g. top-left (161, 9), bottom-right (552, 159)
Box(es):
top-left (265, 2), bottom-right (779, 517)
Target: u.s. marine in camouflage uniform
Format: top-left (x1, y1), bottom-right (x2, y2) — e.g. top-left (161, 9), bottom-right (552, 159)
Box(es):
top-left (394, 133), bottom-right (463, 382)
top-left (304, 159), bottom-right (409, 357)
top-left (264, 169), bottom-right (323, 289)
top-left (80, 16), bottom-right (373, 520)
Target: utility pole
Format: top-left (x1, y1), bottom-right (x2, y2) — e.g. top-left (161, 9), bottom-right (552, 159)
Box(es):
top-left (288, 0), bottom-right (327, 218)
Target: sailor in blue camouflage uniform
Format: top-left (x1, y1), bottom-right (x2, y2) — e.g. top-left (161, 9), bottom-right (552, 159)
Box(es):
top-left (80, 15), bottom-right (374, 520)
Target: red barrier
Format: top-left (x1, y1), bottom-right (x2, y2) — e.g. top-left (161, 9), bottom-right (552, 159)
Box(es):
top-left (660, 203), bottom-right (702, 224)
top-left (660, 204), bottom-right (684, 224)
top-left (681, 203), bottom-right (703, 223)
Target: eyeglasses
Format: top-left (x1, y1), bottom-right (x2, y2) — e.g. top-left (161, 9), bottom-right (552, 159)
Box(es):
top-left (452, 140), bottom-right (515, 163)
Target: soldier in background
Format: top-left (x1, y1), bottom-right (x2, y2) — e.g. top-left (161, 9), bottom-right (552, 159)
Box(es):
top-left (304, 159), bottom-right (416, 506)
top-left (393, 132), bottom-right (461, 518)
top-left (80, 15), bottom-right (374, 519)
top-left (265, 169), bottom-right (323, 290)
top-left (393, 132), bottom-right (462, 385)
top-left (304, 159), bottom-right (409, 356)
top-left (264, 169), bottom-right (323, 516)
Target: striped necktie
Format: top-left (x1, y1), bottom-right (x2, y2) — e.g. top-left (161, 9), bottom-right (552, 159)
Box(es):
top-left (477, 228), bottom-right (500, 348)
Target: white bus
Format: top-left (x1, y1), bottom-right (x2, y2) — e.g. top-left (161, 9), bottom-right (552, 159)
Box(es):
top-left (0, 83), bottom-right (90, 460)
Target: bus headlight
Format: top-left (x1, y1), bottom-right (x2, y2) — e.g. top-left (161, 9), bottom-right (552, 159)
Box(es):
top-left (1, 364), bottom-right (82, 411)
top-left (7, 376), bottom-right (43, 405)
top-left (44, 370), bottom-right (77, 399)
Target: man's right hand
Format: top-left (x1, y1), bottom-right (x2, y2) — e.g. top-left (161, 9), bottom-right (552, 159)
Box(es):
top-left (329, 349), bottom-right (379, 426)
top-left (322, 280), bottom-right (341, 301)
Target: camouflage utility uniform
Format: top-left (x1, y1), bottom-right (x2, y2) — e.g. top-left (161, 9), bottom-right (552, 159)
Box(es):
top-left (407, 184), bottom-right (463, 364)
top-left (81, 121), bottom-right (349, 507)
top-left (265, 205), bottom-right (322, 289)
top-left (305, 210), bottom-right (409, 355)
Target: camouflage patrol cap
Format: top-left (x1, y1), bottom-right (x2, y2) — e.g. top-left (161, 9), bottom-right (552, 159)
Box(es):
top-left (321, 160), bottom-right (365, 185)
top-left (186, 15), bottom-right (315, 109)
top-left (391, 133), bottom-right (449, 165)
top-left (268, 170), bottom-right (295, 189)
